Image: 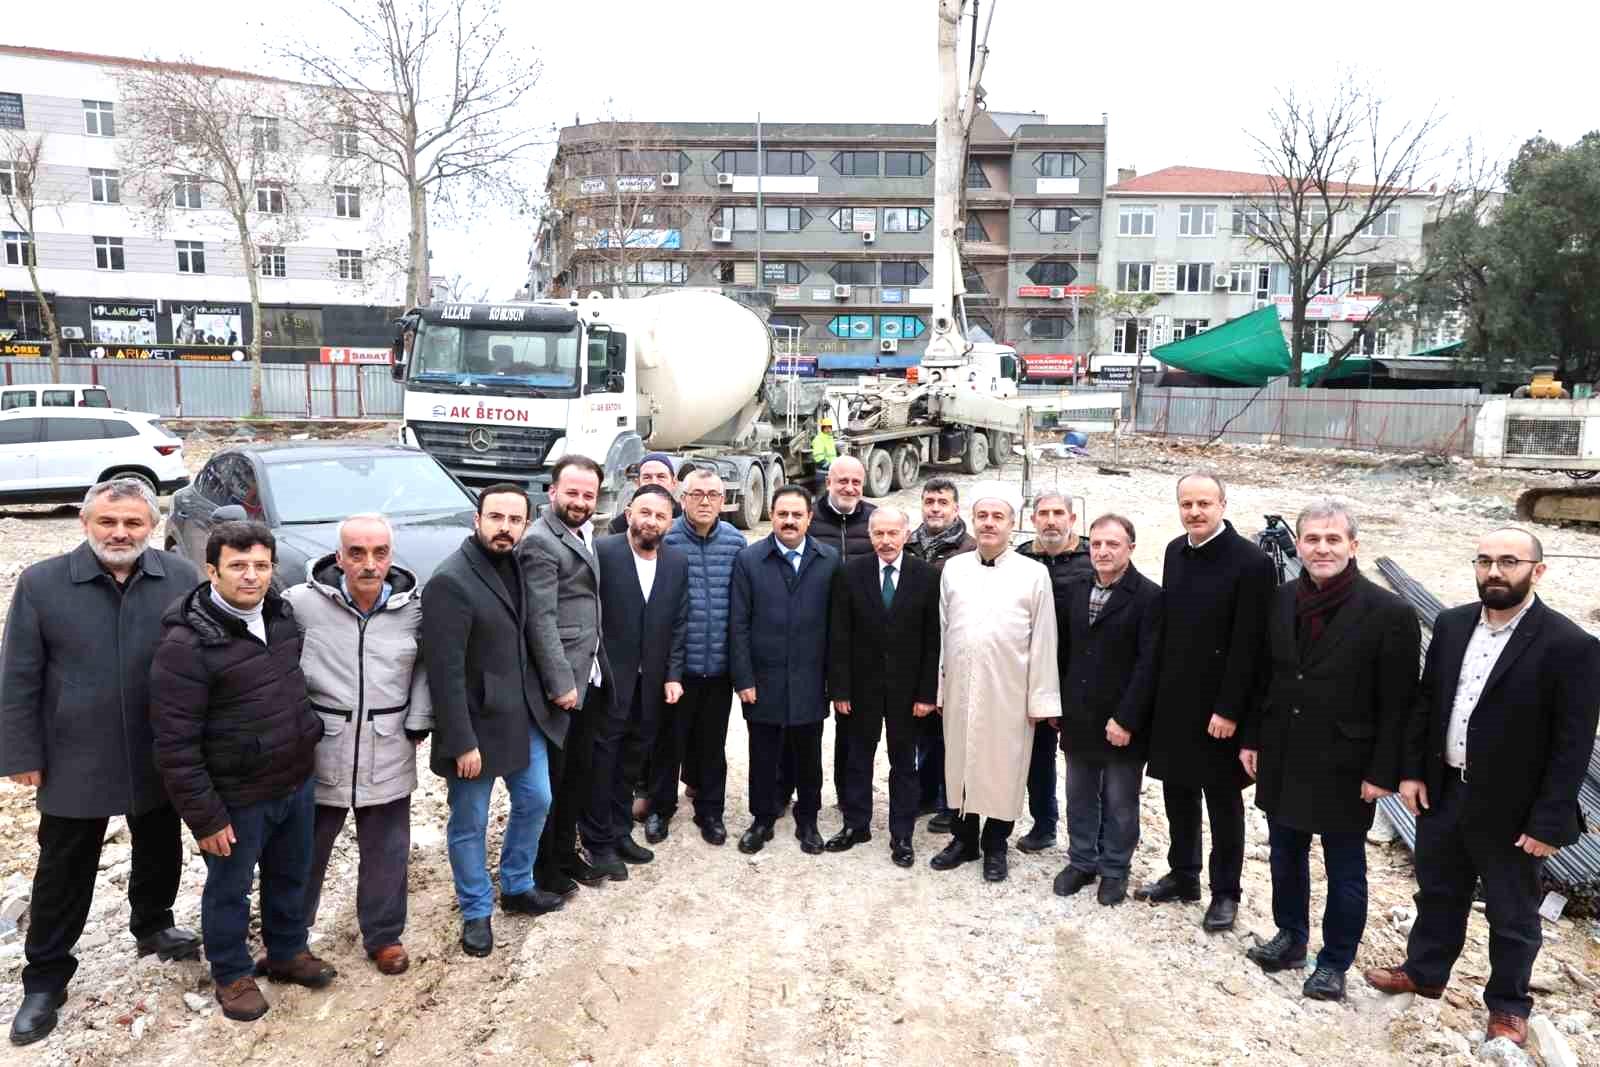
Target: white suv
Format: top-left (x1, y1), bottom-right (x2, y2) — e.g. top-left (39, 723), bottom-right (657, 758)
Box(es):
top-left (0, 408), bottom-right (190, 505)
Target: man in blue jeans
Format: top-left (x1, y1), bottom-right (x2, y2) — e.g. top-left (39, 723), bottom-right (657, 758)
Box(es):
top-left (151, 522), bottom-right (334, 1022)
top-left (424, 484), bottom-right (564, 959)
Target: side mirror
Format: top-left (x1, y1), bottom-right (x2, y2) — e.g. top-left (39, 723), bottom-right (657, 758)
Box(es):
top-left (606, 370), bottom-right (626, 393)
top-left (212, 505), bottom-right (249, 523)
top-left (390, 358), bottom-right (406, 383)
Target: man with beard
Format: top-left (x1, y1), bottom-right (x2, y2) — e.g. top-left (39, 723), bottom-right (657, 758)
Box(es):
top-left (2, 479), bottom-right (202, 1046)
top-left (1240, 500), bottom-right (1419, 1002)
top-left (607, 452), bottom-right (682, 535)
top-left (523, 455), bottom-right (615, 890)
top-left (1364, 529), bottom-right (1600, 1047)
top-left (424, 484), bottom-right (562, 960)
top-left (1140, 471), bottom-right (1274, 933)
top-left (905, 477), bottom-right (975, 832)
top-left (1015, 491), bottom-right (1092, 854)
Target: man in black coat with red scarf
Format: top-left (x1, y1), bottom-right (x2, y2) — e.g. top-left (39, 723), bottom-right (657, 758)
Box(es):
top-left (1240, 500), bottom-right (1419, 1002)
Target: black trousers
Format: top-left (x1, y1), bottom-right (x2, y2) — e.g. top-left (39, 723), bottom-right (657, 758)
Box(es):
top-left (955, 812), bottom-right (1014, 856)
top-left (837, 703), bottom-right (920, 838)
top-left (583, 676), bottom-right (659, 856)
top-left (749, 721), bottom-right (823, 825)
top-left (649, 675), bottom-right (732, 823)
top-left (305, 796), bottom-right (411, 955)
top-left (916, 713), bottom-right (950, 813)
top-left (1404, 773), bottom-right (1544, 1017)
top-left (23, 805), bottom-right (183, 995)
top-left (1162, 781), bottom-right (1245, 899)
top-left (536, 683), bottom-right (604, 885)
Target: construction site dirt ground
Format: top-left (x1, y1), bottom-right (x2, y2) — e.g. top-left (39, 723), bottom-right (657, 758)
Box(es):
top-left (1, 428), bottom-right (1599, 1066)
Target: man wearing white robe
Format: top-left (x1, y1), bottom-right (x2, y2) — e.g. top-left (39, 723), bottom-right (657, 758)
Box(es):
top-left (930, 486), bottom-right (1061, 882)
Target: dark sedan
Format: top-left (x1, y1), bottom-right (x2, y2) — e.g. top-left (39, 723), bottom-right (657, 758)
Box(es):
top-left (166, 442), bottom-right (481, 588)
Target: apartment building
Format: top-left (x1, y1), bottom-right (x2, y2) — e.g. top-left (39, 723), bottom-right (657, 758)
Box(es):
top-left (532, 114), bottom-right (1107, 378)
top-left (0, 45), bottom-right (407, 363)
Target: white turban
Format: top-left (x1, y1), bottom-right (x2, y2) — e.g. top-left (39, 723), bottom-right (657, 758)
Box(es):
top-left (968, 481), bottom-right (1022, 517)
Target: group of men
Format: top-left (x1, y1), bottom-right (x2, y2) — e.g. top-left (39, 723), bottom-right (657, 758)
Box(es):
top-left (1, 454), bottom-right (1596, 1055)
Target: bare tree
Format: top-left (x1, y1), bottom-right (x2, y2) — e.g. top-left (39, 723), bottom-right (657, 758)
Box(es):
top-left (283, 0), bottom-right (545, 308)
top-left (116, 63), bottom-right (312, 415)
top-left (1086, 286), bottom-right (1161, 420)
top-left (1241, 76), bottom-right (1443, 384)
top-left (434, 270), bottom-right (489, 303)
top-left (0, 131), bottom-right (67, 381)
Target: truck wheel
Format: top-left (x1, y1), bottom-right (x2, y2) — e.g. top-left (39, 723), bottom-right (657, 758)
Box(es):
top-left (890, 443), bottom-right (920, 490)
top-left (989, 432), bottom-right (1013, 467)
top-left (960, 429), bottom-right (989, 475)
top-left (764, 459), bottom-right (785, 519)
top-left (732, 462), bottom-right (764, 531)
top-left (864, 447), bottom-right (895, 498)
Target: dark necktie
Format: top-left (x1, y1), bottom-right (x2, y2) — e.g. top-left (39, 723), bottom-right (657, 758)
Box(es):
top-left (881, 564), bottom-right (896, 608)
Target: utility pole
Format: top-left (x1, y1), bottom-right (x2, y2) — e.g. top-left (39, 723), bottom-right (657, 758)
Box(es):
top-left (755, 112), bottom-right (764, 292)
top-left (969, 0), bottom-right (978, 75)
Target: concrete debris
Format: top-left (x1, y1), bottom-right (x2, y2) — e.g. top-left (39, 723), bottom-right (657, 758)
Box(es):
top-left (182, 992), bottom-right (209, 1013)
top-left (1428, 1028), bottom-right (1472, 1056)
top-left (76, 929), bottom-right (108, 950)
top-left (0, 892), bottom-right (28, 926)
top-left (1557, 1011), bottom-right (1592, 1035)
top-left (1530, 1014), bottom-right (1579, 1067)
top-left (1476, 1037), bottom-right (1535, 1066)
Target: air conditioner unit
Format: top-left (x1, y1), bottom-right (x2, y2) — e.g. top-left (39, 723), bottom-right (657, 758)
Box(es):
top-left (879, 338), bottom-right (899, 353)
top-left (833, 284), bottom-right (852, 299)
top-left (1213, 272), bottom-right (1232, 288)
top-left (716, 172), bottom-right (735, 186)
top-left (59, 326), bottom-right (85, 340)
top-left (710, 226), bottom-right (732, 243)
top-left (659, 171), bottom-right (680, 187)
top-left (861, 230), bottom-right (876, 244)
top-left (1048, 286), bottom-right (1065, 299)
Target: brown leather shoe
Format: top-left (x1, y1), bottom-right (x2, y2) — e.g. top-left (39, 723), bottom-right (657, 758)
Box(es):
top-left (215, 976), bottom-right (269, 1021)
top-left (255, 951), bottom-right (338, 989)
top-left (1487, 1012), bottom-right (1528, 1045)
top-left (369, 943), bottom-right (410, 976)
top-left (1361, 965), bottom-right (1443, 999)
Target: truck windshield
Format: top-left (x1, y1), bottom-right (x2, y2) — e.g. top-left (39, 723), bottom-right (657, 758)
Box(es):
top-left (408, 323), bottom-right (581, 396)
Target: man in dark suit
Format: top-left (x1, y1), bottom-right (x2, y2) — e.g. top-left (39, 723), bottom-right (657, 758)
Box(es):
top-left (1364, 528), bottom-right (1600, 1048)
top-left (587, 485), bottom-right (688, 870)
top-left (826, 507), bottom-right (940, 867)
top-left (520, 455), bottom-right (614, 891)
top-left (730, 484), bottom-right (840, 855)
top-left (1239, 500), bottom-right (1420, 1002)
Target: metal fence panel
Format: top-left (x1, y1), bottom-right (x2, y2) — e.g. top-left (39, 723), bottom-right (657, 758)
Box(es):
top-left (95, 362), bottom-right (180, 415)
top-left (177, 363), bottom-right (256, 418)
top-left (262, 364), bottom-right (311, 417)
top-left (360, 367), bottom-right (404, 416)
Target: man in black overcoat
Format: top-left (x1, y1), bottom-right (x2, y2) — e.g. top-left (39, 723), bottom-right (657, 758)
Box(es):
top-left (1139, 471), bottom-right (1275, 932)
top-left (1240, 500), bottom-right (1420, 1002)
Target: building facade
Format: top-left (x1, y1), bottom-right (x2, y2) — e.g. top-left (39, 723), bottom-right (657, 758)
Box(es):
top-left (0, 45), bottom-right (407, 364)
top-left (532, 115), bottom-right (1107, 379)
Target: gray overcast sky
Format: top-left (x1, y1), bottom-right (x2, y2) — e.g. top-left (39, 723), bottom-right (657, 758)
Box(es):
top-left (11, 0), bottom-right (1595, 299)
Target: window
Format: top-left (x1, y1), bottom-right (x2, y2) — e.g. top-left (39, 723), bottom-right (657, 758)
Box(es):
top-left (1173, 318), bottom-right (1210, 339)
top-left (711, 150), bottom-right (759, 175)
top-left (331, 123), bottom-right (359, 158)
top-left (3, 230), bottom-right (35, 267)
top-left (1177, 204), bottom-right (1216, 237)
top-left (41, 390), bottom-right (76, 407)
top-left (618, 149), bottom-right (690, 174)
top-left (93, 236), bottom-right (125, 271)
top-left (1358, 328), bottom-right (1389, 356)
top-left (965, 158), bottom-right (991, 189)
top-left (881, 207), bottom-right (930, 233)
top-left (621, 260), bottom-right (688, 285)
top-left (967, 315), bottom-right (996, 342)
top-left (256, 182), bottom-right (286, 214)
top-left (1310, 323), bottom-right (1331, 355)
top-left (1300, 208), bottom-right (1330, 240)
top-left (760, 261), bottom-right (808, 284)
top-left (0, 390), bottom-right (35, 410)
top-left (252, 116), bottom-right (280, 153)
top-left (169, 109), bottom-right (200, 143)
top-left (884, 151), bottom-right (931, 177)
top-left (172, 177), bottom-right (204, 209)
top-left (1175, 263), bottom-right (1212, 292)
top-left (715, 260), bottom-right (736, 284)
top-left (89, 168), bottom-right (120, 204)
top-left (764, 206), bottom-right (810, 232)
top-left (1363, 209), bottom-right (1401, 238)
top-left (827, 314), bottom-right (875, 338)
top-left (259, 244), bottom-right (286, 278)
top-left (1229, 263), bottom-right (1265, 294)
top-left (334, 184), bottom-right (361, 218)
top-left (337, 248), bottom-right (364, 281)
top-left (829, 262), bottom-right (876, 286)
top-left (880, 261), bottom-right (928, 286)
top-left (83, 100), bottom-right (114, 137)
top-left (1113, 319), bottom-right (1151, 355)
top-left (715, 206), bottom-right (758, 232)
top-left (1035, 152), bottom-right (1085, 178)
top-left (962, 265), bottom-right (989, 295)
top-left (1029, 207), bottom-right (1082, 234)
top-left (0, 160), bottom-right (15, 197)
top-left (829, 207), bottom-right (877, 232)
top-left (765, 150), bottom-right (813, 175)
top-left (878, 315), bottom-right (924, 339)
top-left (176, 240), bottom-right (205, 274)
top-left (963, 215), bottom-right (989, 242)
top-left (0, 417), bottom-right (40, 444)
top-left (1024, 318), bottom-right (1073, 340)
top-left (1232, 205), bottom-right (1280, 235)
top-left (1026, 261), bottom-right (1079, 286)
top-left (831, 151), bottom-right (879, 177)
top-left (1118, 262), bottom-right (1154, 292)
top-left (768, 314), bottom-right (808, 335)
top-left (1118, 206), bottom-right (1155, 237)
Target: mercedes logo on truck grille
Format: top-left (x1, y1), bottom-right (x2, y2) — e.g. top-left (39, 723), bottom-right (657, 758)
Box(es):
top-left (467, 427), bottom-right (494, 452)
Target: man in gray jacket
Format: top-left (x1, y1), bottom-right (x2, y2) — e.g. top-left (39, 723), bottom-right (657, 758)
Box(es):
top-left (284, 515), bottom-right (431, 978)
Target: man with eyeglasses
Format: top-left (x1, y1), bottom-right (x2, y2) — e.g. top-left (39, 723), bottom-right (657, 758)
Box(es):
top-left (1365, 528), bottom-right (1600, 1049)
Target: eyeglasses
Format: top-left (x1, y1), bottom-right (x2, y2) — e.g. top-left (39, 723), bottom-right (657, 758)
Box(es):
top-left (684, 490), bottom-right (724, 503)
top-left (1471, 556), bottom-right (1537, 572)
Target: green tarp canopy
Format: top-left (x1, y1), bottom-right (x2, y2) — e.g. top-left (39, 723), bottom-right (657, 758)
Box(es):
top-left (1150, 305), bottom-right (1290, 386)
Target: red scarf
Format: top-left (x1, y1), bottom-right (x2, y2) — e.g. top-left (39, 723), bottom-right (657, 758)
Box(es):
top-left (1294, 559), bottom-right (1357, 656)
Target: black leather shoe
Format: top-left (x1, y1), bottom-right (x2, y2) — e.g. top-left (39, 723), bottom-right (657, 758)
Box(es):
top-left (1053, 866), bottom-right (1096, 897)
top-left (135, 926), bottom-right (201, 962)
top-left (796, 823), bottom-right (825, 854)
top-left (738, 822), bottom-right (775, 854)
top-left (890, 836), bottom-right (914, 868)
top-left (926, 811), bottom-right (956, 834)
top-left (1302, 966), bottom-right (1346, 1002)
top-left (694, 817), bottom-right (728, 846)
top-left (916, 800), bottom-right (940, 817)
top-left (616, 836), bottom-right (654, 864)
top-left (9, 990), bottom-right (66, 1046)
top-left (929, 839), bottom-right (979, 870)
top-left (1015, 826), bottom-right (1055, 853)
top-left (461, 917), bottom-right (493, 957)
top-left (982, 852), bottom-right (1009, 882)
top-left (1202, 895), bottom-right (1238, 932)
top-left (1133, 872), bottom-right (1202, 904)
top-left (542, 873), bottom-right (580, 898)
top-left (824, 827), bottom-right (872, 852)
top-left (1097, 877), bottom-right (1128, 906)
top-left (501, 889), bottom-right (566, 916)
top-left (1246, 930), bottom-right (1308, 973)
top-left (588, 853), bottom-right (630, 882)
top-left (644, 813), bottom-right (670, 844)
top-left (565, 854), bottom-right (617, 887)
